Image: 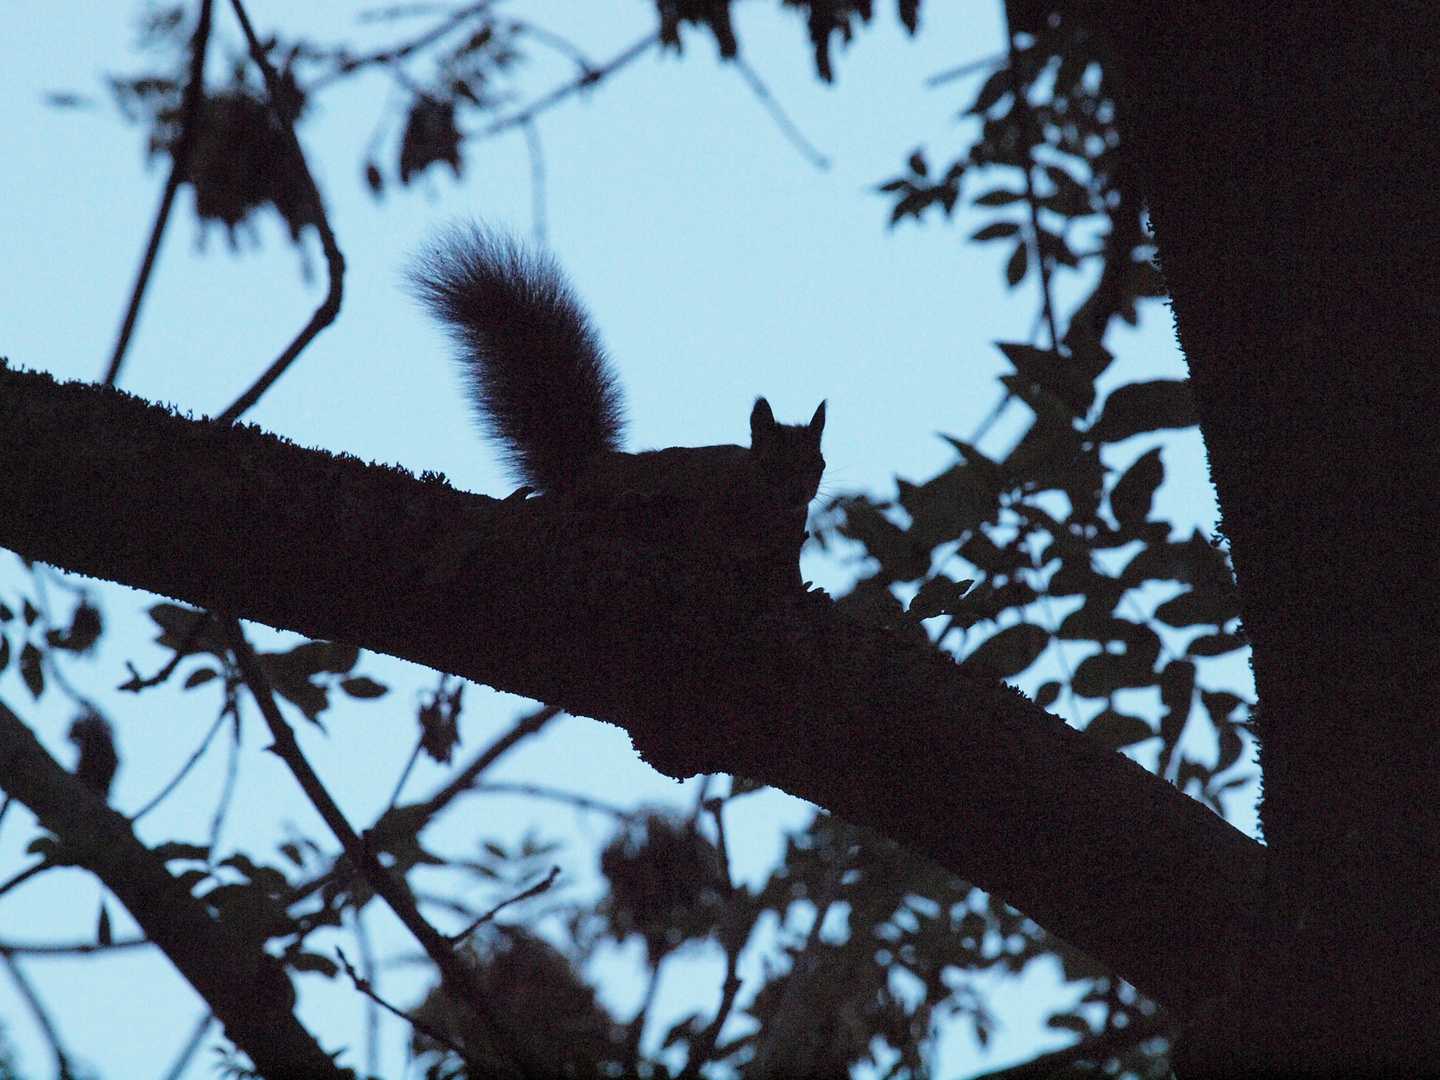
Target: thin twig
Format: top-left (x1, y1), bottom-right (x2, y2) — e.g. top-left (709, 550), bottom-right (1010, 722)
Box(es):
top-left (0, 862), bottom-right (49, 902)
top-left (1004, 20), bottom-right (1061, 353)
top-left (415, 705), bottom-right (559, 820)
top-left (508, 17), bottom-right (599, 74)
top-left (925, 52), bottom-right (1005, 87)
top-left (969, 386), bottom-right (1015, 446)
top-left (748, 821), bottom-right (856, 1079)
top-left (308, 1), bottom-right (492, 91)
top-left (676, 796), bottom-right (744, 1078)
top-left (220, 617), bottom-right (527, 1076)
top-left (474, 32), bottom-right (657, 140)
top-left (354, 905), bottom-right (380, 1078)
top-left (621, 962), bottom-right (660, 1069)
top-left (218, 0), bottom-right (346, 424)
top-left (384, 735), bottom-right (425, 813)
top-left (207, 698), bottom-right (242, 853)
top-left (0, 937), bottom-right (148, 956)
top-left (160, 1012), bottom-right (216, 1080)
top-left (1, 951), bottom-right (73, 1079)
top-left (523, 117), bottom-right (547, 243)
top-left (464, 780), bottom-right (633, 819)
top-left (449, 865), bottom-right (559, 943)
top-left (732, 56), bottom-right (831, 171)
top-left (131, 704), bottom-right (229, 821)
top-left (104, 0), bottom-right (215, 386)
top-left (119, 610), bottom-right (218, 692)
top-left (336, 947), bottom-right (467, 1055)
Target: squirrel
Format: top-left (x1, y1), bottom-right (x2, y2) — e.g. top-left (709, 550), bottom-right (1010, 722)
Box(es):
top-left (409, 225), bottom-right (826, 560)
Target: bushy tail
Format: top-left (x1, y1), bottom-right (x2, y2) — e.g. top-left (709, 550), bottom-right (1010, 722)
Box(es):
top-left (409, 225), bottom-right (625, 492)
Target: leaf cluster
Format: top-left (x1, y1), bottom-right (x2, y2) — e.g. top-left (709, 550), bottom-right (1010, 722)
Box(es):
top-left (848, 4), bottom-right (1254, 818)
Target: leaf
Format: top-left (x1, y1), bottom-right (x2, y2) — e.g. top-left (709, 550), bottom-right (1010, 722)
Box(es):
top-left (148, 603), bottom-right (225, 656)
top-left (1088, 380), bottom-right (1197, 444)
top-left (1056, 603), bottom-right (1124, 641)
top-left (278, 641), bottom-right (360, 676)
top-left (1047, 1012), bottom-right (1094, 1035)
top-left (971, 221), bottom-right (1019, 242)
top-left (154, 842), bottom-right (211, 863)
top-left (836, 497), bottom-right (930, 581)
top-left (1201, 690), bottom-right (1245, 725)
top-left (959, 529), bottom-right (1021, 576)
top-left (97, 904), bottom-right (112, 947)
top-left (1047, 555), bottom-right (1104, 598)
top-left (973, 188), bottom-right (1024, 206)
top-left (28, 835), bottom-right (70, 865)
top-left (286, 952), bottom-right (339, 977)
top-left (896, 463), bottom-right (999, 555)
top-left (907, 576), bottom-right (975, 621)
top-left (219, 856), bottom-right (289, 896)
top-left (175, 868), bottom-right (209, 893)
top-left (1216, 725), bottom-right (1247, 773)
top-left (1071, 649), bottom-right (1157, 698)
top-left (969, 67), bottom-right (1012, 115)
top-left (1120, 531), bottom-right (1236, 594)
top-left (268, 675), bottom-right (328, 725)
top-left (1035, 681), bottom-right (1062, 708)
top-left (1006, 241), bottom-right (1029, 286)
top-left (963, 623), bottom-right (1050, 678)
top-left (1110, 447), bottom-right (1164, 528)
top-left (1188, 631), bottom-right (1248, 657)
top-left (996, 342), bottom-right (1097, 419)
top-left (47, 602), bottom-right (101, 653)
top-left (0, 635), bottom-right (8, 674)
top-left (1085, 708), bottom-right (1155, 750)
top-left (19, 643), bottom-right (43, 698)
top-left (898, 0), bottom-right (919, 33)
top-left (183, 668), bottom-right (218, 688)
top-left (1036, 227), bottom-right (1079, 267)
top-left (340, 676), bottom-right (387, 699)
top-left (1153, 586), bottom-right (1235, 628)
top-left (661, 1011), bottom-right (704, 1049)
top-left (937, 437), bottom-right (1006, 494)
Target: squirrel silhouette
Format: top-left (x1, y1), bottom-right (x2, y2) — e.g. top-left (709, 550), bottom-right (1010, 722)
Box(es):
top-left (410, 225), bottom-right (825, 554)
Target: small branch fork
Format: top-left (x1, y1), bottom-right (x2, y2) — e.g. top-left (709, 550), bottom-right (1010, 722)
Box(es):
top-left (104, 0), bottom-right (216, 387)
top-left (220, 616), bottom-right (534, 1076)
top-left (218, 0), bottom-right (345, 424)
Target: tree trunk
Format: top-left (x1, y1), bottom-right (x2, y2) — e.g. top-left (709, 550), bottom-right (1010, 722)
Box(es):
top-left (1102, 0), bottom-right (1440, 1070)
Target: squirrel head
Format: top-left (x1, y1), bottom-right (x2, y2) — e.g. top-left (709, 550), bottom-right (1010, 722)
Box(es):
top-left (749, 398), bottom-right (826, 528)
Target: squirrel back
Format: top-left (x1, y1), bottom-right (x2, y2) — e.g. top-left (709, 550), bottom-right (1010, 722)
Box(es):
top-left (410, 225), bottom-right (825, 549)
top-left (410, 225), bottom-right (625, 493)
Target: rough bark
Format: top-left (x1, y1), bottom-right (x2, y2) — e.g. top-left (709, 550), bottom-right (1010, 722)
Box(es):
top-left (0, 698), bottom-right (346, 1078)
top-left (1100, 0), bottom-right (1440, 1070)
top-left (0, 362), bottom-right (1263, 1024)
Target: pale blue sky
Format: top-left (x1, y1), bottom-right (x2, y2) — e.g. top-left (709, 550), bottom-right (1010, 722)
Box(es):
top-left (0, 2), bottom-right (1239, 1077)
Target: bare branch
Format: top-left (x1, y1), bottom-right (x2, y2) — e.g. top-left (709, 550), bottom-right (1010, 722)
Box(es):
top-left (0, 699), bottom-right (345, 1077)
top-left (221, 616), bottom-right (528, 1077)
top-left (217, 0), bottom-right (346, 423)
top-left (104, 0), bottom-right (215, 387)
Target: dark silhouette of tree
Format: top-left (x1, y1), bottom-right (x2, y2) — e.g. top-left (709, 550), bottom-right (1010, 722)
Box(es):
top-left (0, 0), bottom-right (1434, 1076)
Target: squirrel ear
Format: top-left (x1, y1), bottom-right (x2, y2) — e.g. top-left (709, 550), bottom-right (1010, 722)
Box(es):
top-left (809, 400), bottom-right (826, 437)
top-left (751, 397), bottom-right (777, 441)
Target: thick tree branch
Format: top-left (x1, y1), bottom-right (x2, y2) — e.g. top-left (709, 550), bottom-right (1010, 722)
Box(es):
top-left (0, 698), bottom-right (344, 1078)
top-left (0, 364), bottom-right (1264, 1021)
